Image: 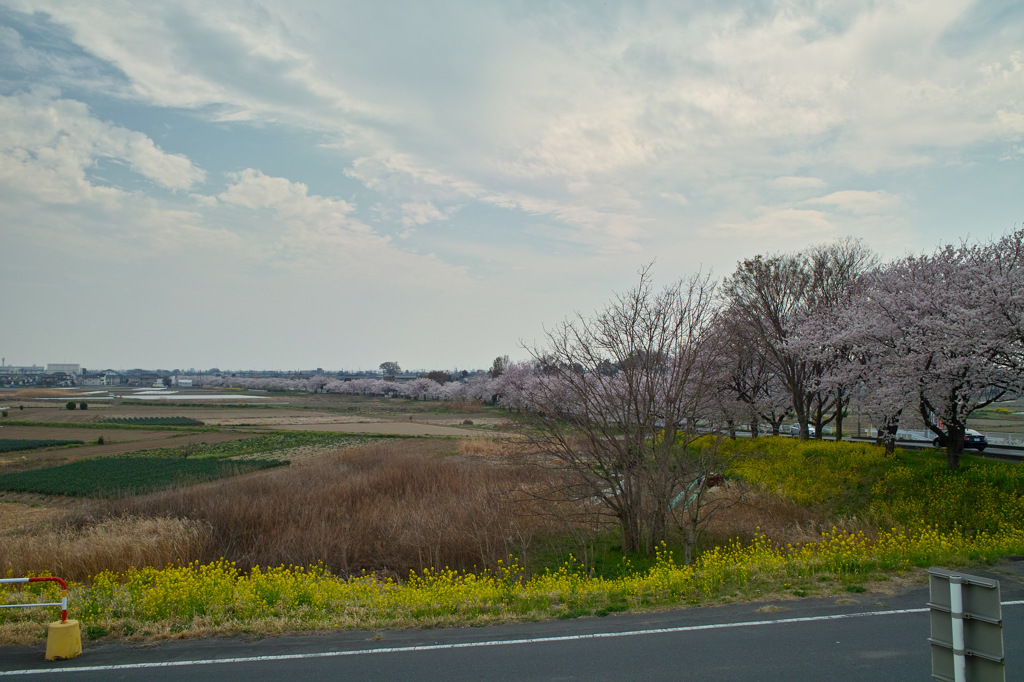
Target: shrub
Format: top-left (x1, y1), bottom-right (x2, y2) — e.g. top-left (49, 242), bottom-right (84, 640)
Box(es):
top-left (79, 402), bottom-right (88, 410)
top-left (97, 436), bottom-right (105, 445)
top-left (1, 410), bottom-right (7, 418)
top-left (66, 401), bottom-right (76, 410)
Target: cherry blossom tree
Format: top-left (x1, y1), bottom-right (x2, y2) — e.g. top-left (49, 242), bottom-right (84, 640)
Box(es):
top-left (837, 244), bottom-right (1018, 468)
top-left (404, 378), bottom-right (443, 400)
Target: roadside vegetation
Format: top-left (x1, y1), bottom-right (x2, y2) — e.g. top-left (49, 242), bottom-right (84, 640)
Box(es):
top-left (1, 436), bottom-right (1022, 644)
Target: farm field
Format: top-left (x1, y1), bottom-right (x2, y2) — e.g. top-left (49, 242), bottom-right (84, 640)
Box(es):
top-left (0, 426), bottom-right (258, 472)
top-left (0, 439), bottom-right (83, 453)
top-left (1, 389), bottom-right (512, 432)
top-left (0, 456), bottom-right (289, 497)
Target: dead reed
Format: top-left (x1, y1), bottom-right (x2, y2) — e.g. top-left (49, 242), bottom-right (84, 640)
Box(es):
top-left (103, 439), bottom-right (562, 577)
top-left (0, 516), bottom-right (210, 582)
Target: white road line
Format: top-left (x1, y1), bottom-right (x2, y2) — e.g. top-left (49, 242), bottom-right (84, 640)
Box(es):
top-left (4, 601), bottom-right (1024, 676)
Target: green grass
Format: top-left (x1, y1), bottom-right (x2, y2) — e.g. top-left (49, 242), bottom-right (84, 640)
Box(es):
top-left (0, 456), bottom-right (288, 497)
top-left (0, 439), bottom-right (84, 453)
top-left (128, 431), bottom-right (411, 459)
top-left (724, 436), bottom-right (1024, 536)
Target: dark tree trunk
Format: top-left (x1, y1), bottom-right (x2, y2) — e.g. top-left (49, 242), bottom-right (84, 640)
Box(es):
top-left (946, 422), bottom-right (965, 470)
top-left (834, 395), bottom-right (845, 441)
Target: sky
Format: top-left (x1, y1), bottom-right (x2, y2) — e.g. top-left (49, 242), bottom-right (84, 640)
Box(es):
top-left (1, 1), bottom-right (1021, 372)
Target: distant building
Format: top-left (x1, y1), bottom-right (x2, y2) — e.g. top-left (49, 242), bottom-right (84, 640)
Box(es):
top-left (46, 363), bottom-right (81, 375)
top-left (80, 372), bottom-right (106, 387)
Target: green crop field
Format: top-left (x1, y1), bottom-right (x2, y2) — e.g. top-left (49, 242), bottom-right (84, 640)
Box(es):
top-left (131, 432), bottom-right (403, 459)
top-left (99, 417), bottom-right (205, 426)
top-left (0, 439), bottom-right (84, 453)
top-left (0, 456), bottom-right (287, 497)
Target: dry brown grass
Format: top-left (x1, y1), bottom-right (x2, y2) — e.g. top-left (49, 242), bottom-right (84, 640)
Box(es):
top-left (92, 439), bottom-right (564, 577)
top-left (697, 481), bottom-right (877, 550)
top-left (456, 435), bottom-right (518, 460)
top-left (0, 516), bottom-right (210, 581)
top-left (440, 399), bottom-right (486, 413)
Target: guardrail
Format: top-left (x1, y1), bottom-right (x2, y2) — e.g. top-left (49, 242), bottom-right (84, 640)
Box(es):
top-left (0, 576), bottom-right (68, 623)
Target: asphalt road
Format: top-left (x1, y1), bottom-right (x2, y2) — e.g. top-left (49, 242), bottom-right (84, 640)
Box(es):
top-left (3, 563), bottom-right (1024, 681)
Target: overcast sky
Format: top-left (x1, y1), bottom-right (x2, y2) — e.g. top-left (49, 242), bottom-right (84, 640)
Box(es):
top-left (1, 1), bottom-right (1021, 372)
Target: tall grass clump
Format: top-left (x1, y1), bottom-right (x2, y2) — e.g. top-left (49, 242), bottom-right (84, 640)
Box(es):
top-left (0, 517), bottom-right (210, 582)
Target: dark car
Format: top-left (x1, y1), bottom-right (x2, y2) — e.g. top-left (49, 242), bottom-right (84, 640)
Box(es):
top-left (933, 428), bottom-right (988, 451)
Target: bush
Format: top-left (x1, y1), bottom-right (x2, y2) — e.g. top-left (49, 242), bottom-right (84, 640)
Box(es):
top-left (66, 401), bottom-right (76, 411)
top-left (97, 436), bottom-right (104, 445)
top-left (79, 402), bottom-right (88, 410)
top-left (1, 410), bottom-right (7, 418)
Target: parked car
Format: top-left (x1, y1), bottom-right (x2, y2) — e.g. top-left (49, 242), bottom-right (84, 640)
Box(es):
top-left (788, 423), bottom-right (816, 437)
top-left (932, 429), bottom-right (988, 451)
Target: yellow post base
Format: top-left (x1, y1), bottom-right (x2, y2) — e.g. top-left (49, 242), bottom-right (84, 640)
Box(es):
top-left (45, 620), bottom-right (82, 661)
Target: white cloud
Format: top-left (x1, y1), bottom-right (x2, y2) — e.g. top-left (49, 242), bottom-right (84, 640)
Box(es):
top-left (803, 190), bottom-right (902, 215)
top-left (0, 89), bottom-right (204, 202)
top-left (10, 0), bottom-right (1022, 256)
top-left (218, 169), bottom-right (349, 213)
top-left (659, 192), bottom-right (690, 206)
top-left (712, 207), bottom-right (836, 243)
top-left (213, 169), bottom-right (468, 286)
top-left (400, 201), bottom-right (447, 227)
top-left (771, 176), bottom-right (827, 191)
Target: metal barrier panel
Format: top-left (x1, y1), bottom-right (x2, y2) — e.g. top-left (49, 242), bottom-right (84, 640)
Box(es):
top-left (928, 568), bottom-right (1005, 682)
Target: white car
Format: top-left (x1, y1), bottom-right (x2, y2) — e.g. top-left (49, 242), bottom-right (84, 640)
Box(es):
top-left (788, 423), bottom-right (816, 437)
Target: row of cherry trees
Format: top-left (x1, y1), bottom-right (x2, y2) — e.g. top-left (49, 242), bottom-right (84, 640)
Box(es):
top-left (717, 232), bottom-right (1024, 470)
top-left (185, 230), bottom-right (1024, 475)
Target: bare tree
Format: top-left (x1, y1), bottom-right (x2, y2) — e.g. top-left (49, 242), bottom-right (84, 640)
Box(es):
top-left (712, 305), bottom-right (792, 438)
top-left (516, 266), bottom-right (731, 559)
top-left (722, 253), bottom-right (816, 438)
top-left (723, 239), bottom-right (875, 441)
